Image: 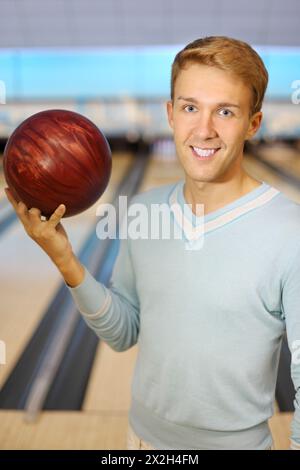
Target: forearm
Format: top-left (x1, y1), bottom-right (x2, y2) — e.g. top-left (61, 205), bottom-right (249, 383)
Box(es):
top-left (54, 252), bottom-right (85, 287)
top-left (62, 237), bottom-right (140, 351)
top-left (65, 266), bottom-right (140, 352)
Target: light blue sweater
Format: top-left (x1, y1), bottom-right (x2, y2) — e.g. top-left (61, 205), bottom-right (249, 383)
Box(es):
top-left (68, 180), bottom-right (300, 450)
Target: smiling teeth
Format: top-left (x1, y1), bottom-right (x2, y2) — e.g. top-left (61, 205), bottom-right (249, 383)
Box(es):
top-left (193, 147), bottom-right (218, 157)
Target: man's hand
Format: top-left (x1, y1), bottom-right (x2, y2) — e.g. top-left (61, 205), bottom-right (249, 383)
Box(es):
top-left (5, 187), bottom-right (85, 287)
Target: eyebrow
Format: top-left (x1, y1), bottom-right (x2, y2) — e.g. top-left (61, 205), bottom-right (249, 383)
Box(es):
top-left (177, 96), bottom-right (241, 109)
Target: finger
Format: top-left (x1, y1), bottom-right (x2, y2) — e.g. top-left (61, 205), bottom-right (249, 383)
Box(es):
top-left (4, 188), bottom-right (32, 227)
top-left (16, 201), bottom-right (31, 225)
top-left (48, 204), bottom-right (66, 228)
top-left (28, 207), bottom-right (42, 222)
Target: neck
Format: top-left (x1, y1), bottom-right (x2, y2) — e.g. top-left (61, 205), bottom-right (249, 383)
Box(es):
top-left (183, 172), bottom-right (262, 216)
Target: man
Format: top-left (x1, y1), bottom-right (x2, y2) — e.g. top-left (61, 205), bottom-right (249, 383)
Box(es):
top-left (5, 36), bottom-right (300, 450)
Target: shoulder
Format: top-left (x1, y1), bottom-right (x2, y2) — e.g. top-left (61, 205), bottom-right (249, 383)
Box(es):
top-left (271, 190), bottom-right (300, 222)
top-left (266, 188), bottom-right (300, 245)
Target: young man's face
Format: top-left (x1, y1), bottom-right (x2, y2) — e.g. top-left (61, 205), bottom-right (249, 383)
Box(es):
top-left (166, 63), bottom-right (262, 184)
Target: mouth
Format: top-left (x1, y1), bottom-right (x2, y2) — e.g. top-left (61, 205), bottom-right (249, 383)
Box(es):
top-left (190, 146), bottom-right (221, 160)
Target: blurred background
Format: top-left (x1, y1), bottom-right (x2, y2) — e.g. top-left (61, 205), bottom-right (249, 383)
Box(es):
top-left (0, 0), bottom-right (300, 450)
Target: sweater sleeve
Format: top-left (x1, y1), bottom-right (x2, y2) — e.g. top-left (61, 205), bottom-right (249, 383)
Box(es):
top-left (66, 235), bottom-right (140, 352)
top-left (281, 244), bottom-right (300, 449)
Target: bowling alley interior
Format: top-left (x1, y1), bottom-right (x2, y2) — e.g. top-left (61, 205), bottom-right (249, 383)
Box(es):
top-left (1, 0), bottom-right (300, 452)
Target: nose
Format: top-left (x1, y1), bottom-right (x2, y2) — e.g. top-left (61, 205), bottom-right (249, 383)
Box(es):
top-left (192, 111), bottom-right (217, 141)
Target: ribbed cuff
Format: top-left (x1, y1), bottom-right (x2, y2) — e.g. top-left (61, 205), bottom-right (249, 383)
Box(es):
top-left (66, 266), bottom-right (110, 317)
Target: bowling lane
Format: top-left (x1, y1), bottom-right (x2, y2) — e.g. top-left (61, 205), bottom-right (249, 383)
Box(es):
top-left (243, 150), bottom-right (300, 203)
top-left (254, 141), bottom-right (300, 176)
top-left (0, 153), bottom-right (133, 390)
top-left (0, 410), bottom-right (129, 449)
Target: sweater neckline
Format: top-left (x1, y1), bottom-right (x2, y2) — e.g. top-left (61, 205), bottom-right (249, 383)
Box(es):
top-left (168, 179), bottom-right (281, 240)
top-left (177, 180), bottom-right (271, 223)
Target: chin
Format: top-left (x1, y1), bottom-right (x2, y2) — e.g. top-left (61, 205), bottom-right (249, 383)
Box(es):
top-left (194, 177), bottom-right (216, 184)
top-left (186, 172), bottom-right (217, 183)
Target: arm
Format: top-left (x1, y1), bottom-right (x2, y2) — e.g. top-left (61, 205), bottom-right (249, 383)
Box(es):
top-left (5, 187), bottom-right (140, 352)
top-left (66, 235), bottom-right (140, 352)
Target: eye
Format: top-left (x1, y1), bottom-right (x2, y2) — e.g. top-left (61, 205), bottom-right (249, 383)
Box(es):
top-left (184, 105), bottom-right (197, 113)
top-left (218, 108), bottom-right (233, 117)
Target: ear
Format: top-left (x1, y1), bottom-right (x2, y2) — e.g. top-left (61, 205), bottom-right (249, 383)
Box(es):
top-left (166, 100), bottom-right (174, 129)
top-left (245, 111), bottom-right (263, 140)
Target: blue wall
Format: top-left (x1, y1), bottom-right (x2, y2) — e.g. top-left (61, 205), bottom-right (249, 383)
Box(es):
top-left (0, 45), bottom-right (299, 101)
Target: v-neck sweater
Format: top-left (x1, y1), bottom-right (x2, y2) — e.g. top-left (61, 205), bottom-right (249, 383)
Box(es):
top-left (67, 179), bottom-right (300, 450)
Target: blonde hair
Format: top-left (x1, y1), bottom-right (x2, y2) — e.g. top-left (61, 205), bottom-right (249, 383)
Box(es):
top-left (171, 36), bottom-right (268, 115)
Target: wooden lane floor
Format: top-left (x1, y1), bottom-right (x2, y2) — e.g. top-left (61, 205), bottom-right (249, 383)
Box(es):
top-left (0, 153), bottom-right (132, 390)
top-left (255, 142), bottom-right (300, 176)
top-left (0, 410), bottom-right (130, 450)
top-left (243, 151), bottom-right (300, 203)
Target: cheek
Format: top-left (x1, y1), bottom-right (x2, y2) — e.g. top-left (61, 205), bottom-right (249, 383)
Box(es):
top-left (173, 117), bottom-right (195, 140)
top-left (218, 122), bottom-right (247, 146)
top-left (173, 123), bottom-right (188, 143)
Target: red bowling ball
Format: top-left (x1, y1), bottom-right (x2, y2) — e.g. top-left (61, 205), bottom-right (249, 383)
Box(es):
top-left (3, 109), bottom-right (112, 217)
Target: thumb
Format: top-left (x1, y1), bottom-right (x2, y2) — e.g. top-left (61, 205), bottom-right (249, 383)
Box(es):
top-left (48, 204), bottom-right (66, 227)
